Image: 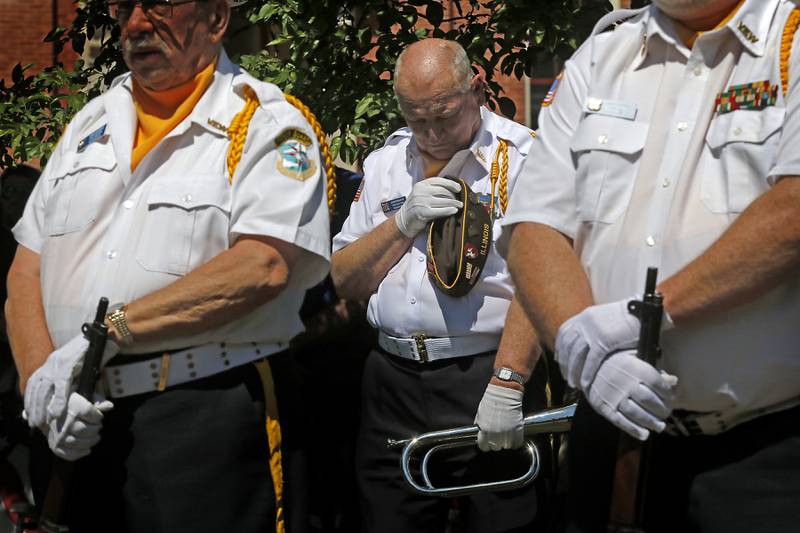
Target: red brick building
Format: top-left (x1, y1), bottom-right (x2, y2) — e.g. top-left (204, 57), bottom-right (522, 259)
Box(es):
top-left (0, 0), bottom-right (78, 81)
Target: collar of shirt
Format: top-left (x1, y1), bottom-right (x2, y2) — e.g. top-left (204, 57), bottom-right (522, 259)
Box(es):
top-left (101, 49), bottom-right (265, 183)
top-left (633, 0), bottom-right (779, 70)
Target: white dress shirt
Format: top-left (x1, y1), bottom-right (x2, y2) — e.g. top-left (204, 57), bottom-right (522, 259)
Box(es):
top-left (13, 50), bottom-right (331, 353)
top-left (502, 1), bottom-right (800, 416)
top-left (334, 107), bottom-right (535, 338)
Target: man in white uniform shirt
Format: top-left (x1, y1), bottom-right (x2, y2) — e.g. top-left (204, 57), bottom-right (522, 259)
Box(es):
top-left (6, 0), bottom-right (329, 531)
top-left (502, 0), bottom-right (800, 531)
top-left (332, 39), bottom-right (548, 533)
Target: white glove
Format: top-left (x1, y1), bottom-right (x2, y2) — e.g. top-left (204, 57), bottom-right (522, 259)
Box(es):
top-left (24, 334), bottom-right (119, 432)
top-left (48, 392), bottom-right (113, 461)
top-left (555, 298), bottom-right (641, 391)
top-left (394, 177), bottom-right (463, 238)
top-left (24, 335), bottom-right (88, 432)
top-left (475, 383), bottom-right (525, 451)
top-left (586, 350), bottom-right (678, 441)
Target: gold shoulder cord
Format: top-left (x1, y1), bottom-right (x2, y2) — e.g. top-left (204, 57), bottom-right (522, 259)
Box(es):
top-left (223, 87), bottom-right (337, 533)
top-left (489, 138), bottom-right (509, 215)
top-left (781, 8), bottom-right (800, 98)
top-left (225, 86), bottom-right (337, 215)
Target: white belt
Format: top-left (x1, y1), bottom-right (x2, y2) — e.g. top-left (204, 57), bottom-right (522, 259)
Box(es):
top-left (666, 395), bottom-right (800, 436)
top-left (101, 341), bottom-right (285, 399)
top-left (378, 332), bottom-right (500, 362)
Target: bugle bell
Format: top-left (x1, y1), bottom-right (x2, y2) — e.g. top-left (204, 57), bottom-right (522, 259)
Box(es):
top-left (386, 403), bottom-right (576, 497)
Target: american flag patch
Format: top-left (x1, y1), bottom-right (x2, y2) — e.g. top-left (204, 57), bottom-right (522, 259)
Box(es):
top-left (353, 178), bottom-right (365, 202)
top-left (542, 72), bottom-right (563, 107)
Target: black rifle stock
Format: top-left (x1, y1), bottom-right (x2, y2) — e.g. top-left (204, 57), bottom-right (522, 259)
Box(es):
top-left (607, 268), bottom-right (663, 533)
top-left (39, 297), bottom-right (109, 533)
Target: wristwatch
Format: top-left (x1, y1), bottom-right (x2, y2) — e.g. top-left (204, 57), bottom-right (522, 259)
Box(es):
top-left (493, 366), bottom-right (526, 386)
top-left (107, 304), bottom-right (133, 345)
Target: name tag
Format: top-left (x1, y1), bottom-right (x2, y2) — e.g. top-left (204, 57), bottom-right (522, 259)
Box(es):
top-left (583, 98), bottom-right (638, 121)
top-left (381, 196), bottom-right (406, 213)
top-left (77, 124), bottom-right (108, 152)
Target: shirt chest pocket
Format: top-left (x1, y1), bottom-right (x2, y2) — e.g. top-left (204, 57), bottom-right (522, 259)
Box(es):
top-left (570, 115), bottom-right (648, 224)
top-left (45, 149), bottom-right (117, 235)
top-left (136, 175), bottom-right (232, 276)
top-left (702, 107), bottom-right (784, 214)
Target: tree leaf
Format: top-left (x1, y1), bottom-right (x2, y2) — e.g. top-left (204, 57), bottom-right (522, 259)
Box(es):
top-left (498, 96), bottom-right (516, 119)
top-left (426, 2), bottom-right (444, 28)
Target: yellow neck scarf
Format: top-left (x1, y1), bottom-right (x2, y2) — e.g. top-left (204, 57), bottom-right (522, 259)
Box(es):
top-left (678, 0), bottom-right (745, 48)
top-left (131, 58), bottom-right (217, 171)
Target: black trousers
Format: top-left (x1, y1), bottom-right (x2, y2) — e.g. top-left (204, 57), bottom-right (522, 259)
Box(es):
top-left (566, 397), bottom-right (800, 533)
top-left (356, 349), bottom-right (551, 533)
top-left (30, 354), bottom-right (308, 533)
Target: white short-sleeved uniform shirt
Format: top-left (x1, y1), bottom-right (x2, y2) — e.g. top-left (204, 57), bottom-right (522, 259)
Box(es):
top-left (13, 50), bottom-right (331, 353)
top-left (502, 0), bottom-right (800, 416)
top-left (333, 107), bottom-right (535, 338)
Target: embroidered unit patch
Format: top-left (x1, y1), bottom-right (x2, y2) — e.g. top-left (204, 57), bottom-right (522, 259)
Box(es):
top-left (542, 72), bottom-right (563, 107)
top-left (275, 128), bottom-right (317, 180)
top-left (478, 193), bottom-right (499, 218)
top-left (715, 81), bottom-right (777, 115)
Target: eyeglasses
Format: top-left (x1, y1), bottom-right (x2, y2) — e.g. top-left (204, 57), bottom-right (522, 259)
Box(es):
top-left (108, 0), bottom-right (200, 22)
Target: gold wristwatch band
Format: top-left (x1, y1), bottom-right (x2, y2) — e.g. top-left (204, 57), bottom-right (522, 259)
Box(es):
top-left (107, 305), bottom-right (133, 344)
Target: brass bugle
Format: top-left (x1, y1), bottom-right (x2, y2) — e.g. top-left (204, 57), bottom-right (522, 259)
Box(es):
top-left (386, 403), bottom-right (576, 497)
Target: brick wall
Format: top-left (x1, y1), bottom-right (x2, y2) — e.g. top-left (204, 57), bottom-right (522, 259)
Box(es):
top-left (0, 0), bottom-right (78, 82)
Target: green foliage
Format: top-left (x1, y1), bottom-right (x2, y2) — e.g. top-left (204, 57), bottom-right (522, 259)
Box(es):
top-left (0, 1), bottom-right (121, 168)
top-left (239, 0), bottom-right (610, 164)
top-left (1, 0), bottom-right (610, 168)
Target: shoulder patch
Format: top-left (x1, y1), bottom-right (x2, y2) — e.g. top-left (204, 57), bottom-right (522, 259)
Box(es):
top-left (542, 72), bottom-right (563, 107)
top-left (353, 178), bottom-right (365, 202)
top-left (275, 128), bottom-right (317, 181)
top-left (276, 128), bottom-right (313, 147)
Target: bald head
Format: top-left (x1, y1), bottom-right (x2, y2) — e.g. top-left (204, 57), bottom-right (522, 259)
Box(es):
top-left (392, 39), bottom-right (484, 161)
top-left (394, 39), bottom-right (472, 100)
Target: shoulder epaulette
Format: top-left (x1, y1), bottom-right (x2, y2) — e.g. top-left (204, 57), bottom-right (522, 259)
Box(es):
top-left (591, 7), bottom-right (648, 36)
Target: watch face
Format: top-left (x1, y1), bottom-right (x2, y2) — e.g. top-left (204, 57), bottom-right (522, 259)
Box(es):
top-left (498, 368), bottom-right (512, 380)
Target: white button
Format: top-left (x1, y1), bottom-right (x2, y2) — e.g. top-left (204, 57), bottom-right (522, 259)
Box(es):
top-left (122, 200), bottom-right (134, 209)
top-left (598, 135), bottom-right (609, 144)
top-left (409, 297), bottom-right (417, 304)
top-left (107, 250), bottom-right (117, 259)
top-left (183, 194), bottom-right (193, 204)
top-left (662, 178), bottom-right (671, 188)
top-left (646, 235), bottom-right (656, 247)
top-left (733, 127), bottom-right (742, 136)
top-left (418, 256), bottom-right (425, 262)
top-left (587, 97), bottom-right (603, 112)
top-left (693, 66), bottom-right (703, 77)
top-left (677, 122), bottom-right (688, 132)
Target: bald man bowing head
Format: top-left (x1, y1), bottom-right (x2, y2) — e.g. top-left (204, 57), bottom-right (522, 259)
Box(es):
top-left (332, 39), bottom-right (549, 533)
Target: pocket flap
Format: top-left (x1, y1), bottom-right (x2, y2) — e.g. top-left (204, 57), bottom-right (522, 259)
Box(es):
top-left (48, 148), bottom-right (117, 179)
top-left (706, 107), bottom-right (785, 149)
top-left (570, 114), bottom-right (649, 154)
top-left (147, 174), bottom-right (231, 212)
